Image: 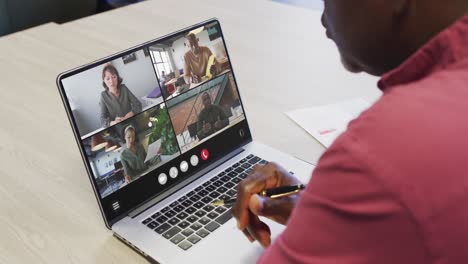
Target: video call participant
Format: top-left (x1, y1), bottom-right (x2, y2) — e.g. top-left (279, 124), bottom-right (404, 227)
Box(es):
top-left (120, 126), bottom-right (147, 183)
top-left (183, 33), bottom-right (220, 85)
top-left (196, 92), bottom-right (228, 140)
top-left (99, 64), bottom-right (142, 127)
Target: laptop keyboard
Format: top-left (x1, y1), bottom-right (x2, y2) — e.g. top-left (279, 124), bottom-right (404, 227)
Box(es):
top-left (141, 154), bottom-right (267, 251)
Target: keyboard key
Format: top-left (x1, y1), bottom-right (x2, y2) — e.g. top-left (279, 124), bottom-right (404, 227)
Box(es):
top-left (178, 240), bottom-right (192, 250)
top-left (173, 205), bottom-right (185, 212)
top-left (186, 215), bottom-right (199, 223)
top-left (165, 210), bottom-right (176, 218)
top-left (163, 226), bottom-right (181, 239)
top-left (182, 200), bottom-right (193, 207)
top-left (197, 190), bottom-right (209, 197)
top-left (215, 211), bottom-right (233, 225)
top-left (215, 207), bottom-right (227, 214)
top-left (195, 210), bottom-right (207, 218)
top-left (234, 167), bottom-right (244, 173)
top-left (189, 195), bottom-right (201, 203)
top-left (248, 157), bottom-right (261, 164)
top-left (182, 228), bottom-right (194, 237)
top-left (238, 173), bottom-right (248, 179)
top-left (193, 202), bottom-right (205, 209)
top-left (225, 182), bottom-right (235, 189)
top-left (228, 172), bottom-right (238, 178)
top-left (205, 221), bottom-right (220, 232)
top-left (199, 217), bottom-right (211, 225)
top-left (231, 177), bottom-right (242, 184)
top-left (209, 191), bottom-right (221, 199)
top-left (161, 207), bottom-right (170, 213)
top-left (240, 158), bottom-right (247, 163)
top-left (187, 191), bottom-right (196, 197)
top-left (156, 216), bottom-right (168, 224)
top-left (142, 218), bottom-right (152, 225)
top-left (225, 167), bottom-right (233, 173)
top-left (241, 163), bottom-right (251, 169)
top-left (185, 207), bottom-right (196, 214)
top-left (246, 168), bottom-right (254, 174)
top-left (232, 162), bottom-right (240, 168)
top-left (207, 212), bottom-right (219, 219)
top-left (168, 218), bottom-right (180, 225)
top-left (218, 194), bottom-right (230, 201)
top-left (170, 234), bottom-right (185, 244)
top-left (205, 185), bottom-right (215, 192)
top-left (187, 235), bottom-right (201, 244)
top-left (170, 201), bottom-right (179, 207)
top-left (218, 171), bottom-right (226, 176)
top-left (246, 154), bottom-right (254, 159)
top-left (227, 189), bottom-right (237, 196)
top-left (178, 221), bottom-right (190, 229)
top-left (147, 221), bottom-right (158, 229)
top-left (151, 212), bottom-right (161, 219)
top-left (176, 212), bottom-right (189, 220)
top-left (212, 180), bottom-right (223, 187)
top-left (216, 186), bottom-right (228, 193)
top-left (155, 223), bottom-right (171, 234)
top-left (190, 223), bottom-right (203, 231)
top-left (259, 159), bottom-right (268, 165)
top-left (195, 186), bottom-right (203, 192)
top-left (203, 204), bottom-right (215, 212)
top-left (196, 229), bottom-right (210, 238)
top-left (177, 196), bottom-right (187, 202)
top-left (220, 176), bottom-right (231, 182)
top-left (201, 197), bottom-right (212, 204)
top-left (202, 181), bottom-right (211, 187)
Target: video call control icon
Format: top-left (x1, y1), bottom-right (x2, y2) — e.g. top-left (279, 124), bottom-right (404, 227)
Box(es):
top-left (190, 155), bottom-right (199, 167)
top-left (169, 167), bottom-right (178, 179)
top-left (201, 149), bottom-right (209, 161)
top-left (158, 173), bottom-right (168, 185)
top-left (180, 161), bottom-right (189, 173)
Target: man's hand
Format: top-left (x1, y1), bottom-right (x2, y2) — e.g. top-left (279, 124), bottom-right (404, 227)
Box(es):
top-left (231, 162), bottom-right (301, 248)
top-left (202, 121), bottom-right (212, 134)
top-left (110, 116), bottom-right (123, 126)
top-left (214, 116), bottom-right (224, 129)
top-left (192, 74), bottom-right (201, 84)
top-left (210, 63), bottom-right (217, 76)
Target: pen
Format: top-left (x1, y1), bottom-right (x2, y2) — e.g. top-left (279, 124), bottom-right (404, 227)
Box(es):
top-left (211, 184), bottom-right (306, 207)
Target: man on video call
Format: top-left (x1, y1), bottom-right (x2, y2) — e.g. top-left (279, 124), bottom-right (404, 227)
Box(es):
top-left (196, 92), bottom-right (228, 140)
top-left (232, 0), bottom-right (468, 263)
top-left (183, 33), bottom-right (220, 85)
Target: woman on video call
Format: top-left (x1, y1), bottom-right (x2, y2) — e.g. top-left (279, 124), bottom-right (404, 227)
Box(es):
top-left (99, 63), bottom-right (142, 127)
top-left (120, 125), bottom-right (147, 183)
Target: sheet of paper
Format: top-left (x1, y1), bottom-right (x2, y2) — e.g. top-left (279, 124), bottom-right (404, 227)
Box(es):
top-left (286, 98), bottom-right (371, 148)
top-left (145, 139), bottom-right (162, 162)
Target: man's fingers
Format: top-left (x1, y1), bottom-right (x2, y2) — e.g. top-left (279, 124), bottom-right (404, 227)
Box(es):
top-left (246, 212), bottom-right (271, 248)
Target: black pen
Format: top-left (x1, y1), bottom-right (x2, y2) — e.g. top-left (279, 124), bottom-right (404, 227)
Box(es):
top-left (211, 184), bottom-right (306, 207)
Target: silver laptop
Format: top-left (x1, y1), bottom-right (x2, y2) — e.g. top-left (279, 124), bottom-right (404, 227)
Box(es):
top-left (57, 19), bottom-right (313, 263)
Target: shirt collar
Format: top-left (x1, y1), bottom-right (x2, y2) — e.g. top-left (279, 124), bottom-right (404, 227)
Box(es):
top-left (378, 14), bottom-right (468, 91)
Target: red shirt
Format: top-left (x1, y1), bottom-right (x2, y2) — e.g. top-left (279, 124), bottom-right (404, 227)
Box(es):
top-left (259, 15), bottom-right (468, 264)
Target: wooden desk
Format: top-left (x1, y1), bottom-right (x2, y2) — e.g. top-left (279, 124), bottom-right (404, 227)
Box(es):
top-left (0, 1), bottom-right (380, 263)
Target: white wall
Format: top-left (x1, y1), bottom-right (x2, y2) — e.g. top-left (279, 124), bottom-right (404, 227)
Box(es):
top-left (170, 30), bottom-right (225, 72)
top-left (62, 49), bottom-right (160, 137)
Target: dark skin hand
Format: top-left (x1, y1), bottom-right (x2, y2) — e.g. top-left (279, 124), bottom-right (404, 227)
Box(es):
top-left (231, 162), bottom-right (302, 248)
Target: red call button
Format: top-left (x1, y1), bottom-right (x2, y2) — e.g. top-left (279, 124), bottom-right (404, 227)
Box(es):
top-left (201, 149), bottom-right (209, 160)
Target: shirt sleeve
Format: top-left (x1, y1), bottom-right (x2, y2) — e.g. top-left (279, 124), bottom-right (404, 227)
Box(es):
top-left (125, 86), bottom-right (142, 113)
top-left (257, 134), bottom-right (428, 264)
top-left (99, 93), bottom-right (110, 127)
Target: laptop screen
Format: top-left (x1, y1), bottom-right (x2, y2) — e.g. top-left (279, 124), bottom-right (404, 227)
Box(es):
top-left (57, 19), bottom-right (251, 225)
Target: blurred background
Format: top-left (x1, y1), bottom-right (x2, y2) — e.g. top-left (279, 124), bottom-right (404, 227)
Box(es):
top-left (0, 0), bottom-right (323, 37)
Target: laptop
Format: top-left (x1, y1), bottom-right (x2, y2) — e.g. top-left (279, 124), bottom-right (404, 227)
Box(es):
top-left (57, 18), bottom-right (314, 263)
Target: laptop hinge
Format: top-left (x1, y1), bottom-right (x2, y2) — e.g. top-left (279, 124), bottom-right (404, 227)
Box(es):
top-left (127, 146), bottom-right (245, 218)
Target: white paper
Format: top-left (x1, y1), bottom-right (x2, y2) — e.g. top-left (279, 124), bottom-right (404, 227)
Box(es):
top-left (286, 98), bottom-right (371, 148)
top-left (144, 139), bottom-right (162, 162)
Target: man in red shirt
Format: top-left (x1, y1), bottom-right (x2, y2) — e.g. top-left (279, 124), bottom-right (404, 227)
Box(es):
top-left (232, 1), bottom-right (468, 263)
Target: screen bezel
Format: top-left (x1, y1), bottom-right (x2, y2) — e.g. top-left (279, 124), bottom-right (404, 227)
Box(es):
top-left (56, 18), bottom-right (253, 228)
